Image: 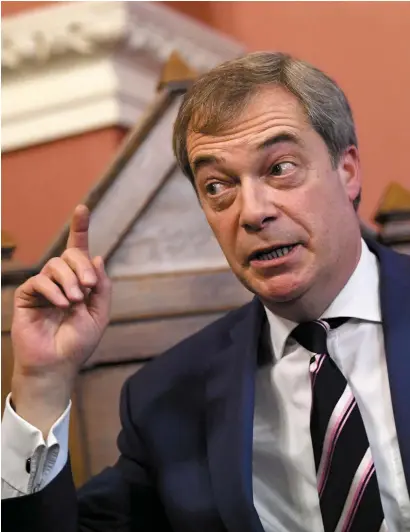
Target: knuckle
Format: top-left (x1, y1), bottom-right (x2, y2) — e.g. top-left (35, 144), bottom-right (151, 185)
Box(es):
top-left (14, 283), bottom-right (25, 300)
top-left (63, 248), bottom-right (89, 269)
top-left (60, 249), bottom-right (69, 260)
top-left (50, 256), bottom-right (61, 267)
top-left (44, 257), bottom-right (60, 272)
top-left (36, 270), bottom-right (51, 284)
top-left (35, 273), bottom-right (52, 289)
top-left (32, 272), bottom-right (45, 284)
top-left (61, 248), bottom-right (76, 261)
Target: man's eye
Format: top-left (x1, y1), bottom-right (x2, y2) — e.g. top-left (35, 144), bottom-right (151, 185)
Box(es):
top-left (269, 161), bottom-right (296, 176)
top-left (205, 182), bottom-right (226, 196)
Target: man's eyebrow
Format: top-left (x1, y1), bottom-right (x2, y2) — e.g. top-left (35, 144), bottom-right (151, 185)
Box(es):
top-left (257, 132), bottom-right (304, 151)
top-left (190, 133), bottom-right (303, 174)
top-left (191, 155), bottom-right (225, 175)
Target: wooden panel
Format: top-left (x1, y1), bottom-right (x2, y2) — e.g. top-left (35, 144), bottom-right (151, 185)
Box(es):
top-left (2, 269), bottom-right (251, 333)
top-left (110, 269), bottom-right (252, 322)
top-left (77, 363), bottom-right (144, 478)
top-left (87, 95), bottom-right (183, 261)
top-left (379, 218), bottom-right (410, 244)
top-left (392, 242), bottom-right (410, 255)
top-left (86, 312), bottom-right (224, 367)
top-left (108, 169), bottom-right (228, 277)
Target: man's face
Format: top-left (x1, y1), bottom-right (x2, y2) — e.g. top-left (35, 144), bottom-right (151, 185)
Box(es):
top-left (187, 86), bottom-right (361, 308)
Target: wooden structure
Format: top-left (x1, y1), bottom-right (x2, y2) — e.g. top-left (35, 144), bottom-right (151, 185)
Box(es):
top-left (1, 55), bottom-right (251, 486)
top-left (1, 231), bottom-right (16, 261)
top-left (375, 183), bottom-right (410, 255)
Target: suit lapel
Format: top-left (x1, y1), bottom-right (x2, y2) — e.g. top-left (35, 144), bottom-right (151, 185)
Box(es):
top-left (367, 239), bottom-right (410, 492)
top-left (205, 298), bottom-right (265, 532)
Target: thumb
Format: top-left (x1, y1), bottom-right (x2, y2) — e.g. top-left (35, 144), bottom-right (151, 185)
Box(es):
top-left (87, 256), bottom-right (112, 324)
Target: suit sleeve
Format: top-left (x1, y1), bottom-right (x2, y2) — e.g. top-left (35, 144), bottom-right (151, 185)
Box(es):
top-left (1, 377), bottom-right (171, 532)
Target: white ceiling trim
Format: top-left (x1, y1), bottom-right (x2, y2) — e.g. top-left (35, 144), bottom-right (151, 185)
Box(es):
top-left (1, 1), bottom-right (244, 152)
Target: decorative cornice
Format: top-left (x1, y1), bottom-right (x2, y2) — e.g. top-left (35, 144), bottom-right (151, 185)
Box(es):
top-left (2, 2), bottom-right (124, 70)
top-left (1, 1), bottom-right (244, 152)
top-left (1, 1), bottom-right (243, 72)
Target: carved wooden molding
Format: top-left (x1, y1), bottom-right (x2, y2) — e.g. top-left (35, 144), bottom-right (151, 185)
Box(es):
top-left (84, 313), bottom-right (225, 368)
top-left (1, 268), bottom-right (251, 334)
top-left (2, 1), bottom-right (244, 152)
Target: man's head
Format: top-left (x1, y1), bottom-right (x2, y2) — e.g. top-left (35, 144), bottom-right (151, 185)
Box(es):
top-left (173, 52), bottom-right (363, 320)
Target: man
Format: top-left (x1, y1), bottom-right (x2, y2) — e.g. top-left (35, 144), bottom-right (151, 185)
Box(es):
top-left (2, 52), bottom-right (410, 532)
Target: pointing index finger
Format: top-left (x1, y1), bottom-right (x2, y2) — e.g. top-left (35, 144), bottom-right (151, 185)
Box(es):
top-left (67, 205), bottom-right (90, 255)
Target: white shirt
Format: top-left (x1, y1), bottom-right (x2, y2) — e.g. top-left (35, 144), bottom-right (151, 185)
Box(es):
top-left (2, 240), bottom-right (410, 531)
top-left (1, 398), bottom-right (70, 498)
top-left (252, 239), bottom-right (410, 532)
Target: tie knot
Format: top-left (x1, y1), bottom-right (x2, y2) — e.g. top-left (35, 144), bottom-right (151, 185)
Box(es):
top-left (291, 318), bottom-right (348, 354)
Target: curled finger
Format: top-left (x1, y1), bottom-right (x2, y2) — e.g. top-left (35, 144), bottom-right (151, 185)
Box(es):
top-left (18, 274), bottom-right (70, 309)
top-left (42, 257), bottom-right (85, 303)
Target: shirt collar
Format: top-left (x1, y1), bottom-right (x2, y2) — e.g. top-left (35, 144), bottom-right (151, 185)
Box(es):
top-left (264, 239), bottom-right (382, 361)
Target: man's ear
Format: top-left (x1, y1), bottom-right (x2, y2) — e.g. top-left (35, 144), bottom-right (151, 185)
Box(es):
top-left (337, 145), bottom-right (361, 207)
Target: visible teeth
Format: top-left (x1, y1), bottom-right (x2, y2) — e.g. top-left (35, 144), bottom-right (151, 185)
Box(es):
top-left (256, 245), bottom-right (295, 261)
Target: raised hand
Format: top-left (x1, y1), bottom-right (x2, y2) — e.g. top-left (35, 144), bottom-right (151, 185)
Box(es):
top-left (10, 205), bottom-right (112, 435)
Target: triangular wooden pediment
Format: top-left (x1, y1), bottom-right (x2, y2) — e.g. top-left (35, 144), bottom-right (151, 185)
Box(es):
top-left (107, 168), bottom-right (227, 277)
top-left (38, 87), bottom-right (185, 269)
top-left (375, 182), bottom-right (410, 224)
top-left (157, 51), bottom-right (198, 92)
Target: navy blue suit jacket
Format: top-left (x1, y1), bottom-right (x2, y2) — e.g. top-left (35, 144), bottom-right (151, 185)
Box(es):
top-left (2, 240), bottom-right (410, 532)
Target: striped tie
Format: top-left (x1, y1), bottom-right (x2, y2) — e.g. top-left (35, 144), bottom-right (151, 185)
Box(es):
top-left (291, 319), bottom-right (385, 532)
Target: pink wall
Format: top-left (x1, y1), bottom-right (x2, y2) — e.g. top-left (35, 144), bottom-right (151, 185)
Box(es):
top-left (2, 129), bottom-right (127, 265)
top-left (1, 1), bottom-right (61, 17)
top-left (166, 1), bottom-right (410, 225)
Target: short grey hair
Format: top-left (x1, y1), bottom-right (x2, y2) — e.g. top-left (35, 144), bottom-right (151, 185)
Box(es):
top-left (173, 51), bottom-right (360, 209)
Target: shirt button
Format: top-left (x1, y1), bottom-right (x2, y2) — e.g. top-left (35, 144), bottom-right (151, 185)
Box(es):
top-left (26, 458), bottom-right (31, 474)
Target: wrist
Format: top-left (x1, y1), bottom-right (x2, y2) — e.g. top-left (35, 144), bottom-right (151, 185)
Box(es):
top-left (11, 370), bottom-right (74, 437)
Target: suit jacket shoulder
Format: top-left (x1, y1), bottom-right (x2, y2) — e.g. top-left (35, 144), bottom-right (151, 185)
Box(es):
top-left (124, 300), bottom-right (255, 416)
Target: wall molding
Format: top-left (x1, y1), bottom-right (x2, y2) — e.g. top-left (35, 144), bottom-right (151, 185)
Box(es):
top-left (1, 1), bottom-right (244, 152)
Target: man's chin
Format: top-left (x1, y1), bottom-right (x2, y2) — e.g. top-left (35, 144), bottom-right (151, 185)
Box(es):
top-left (246, 275), bottom-right (309, 304)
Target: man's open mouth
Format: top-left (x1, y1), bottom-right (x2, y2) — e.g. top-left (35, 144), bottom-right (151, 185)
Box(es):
top-left (249, 243), bottom-right (299, 262)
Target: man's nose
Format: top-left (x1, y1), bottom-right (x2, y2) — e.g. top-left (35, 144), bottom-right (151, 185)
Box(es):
top-left (239, 179), bottom-right (279, 233)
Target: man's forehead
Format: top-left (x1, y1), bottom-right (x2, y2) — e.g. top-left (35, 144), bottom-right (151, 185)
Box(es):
top-left (186, 86), bottom-right (308, 154)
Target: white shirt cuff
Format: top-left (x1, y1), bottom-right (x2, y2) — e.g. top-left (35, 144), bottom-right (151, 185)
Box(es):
top-left (1, 393), bottom-right (71, 495)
